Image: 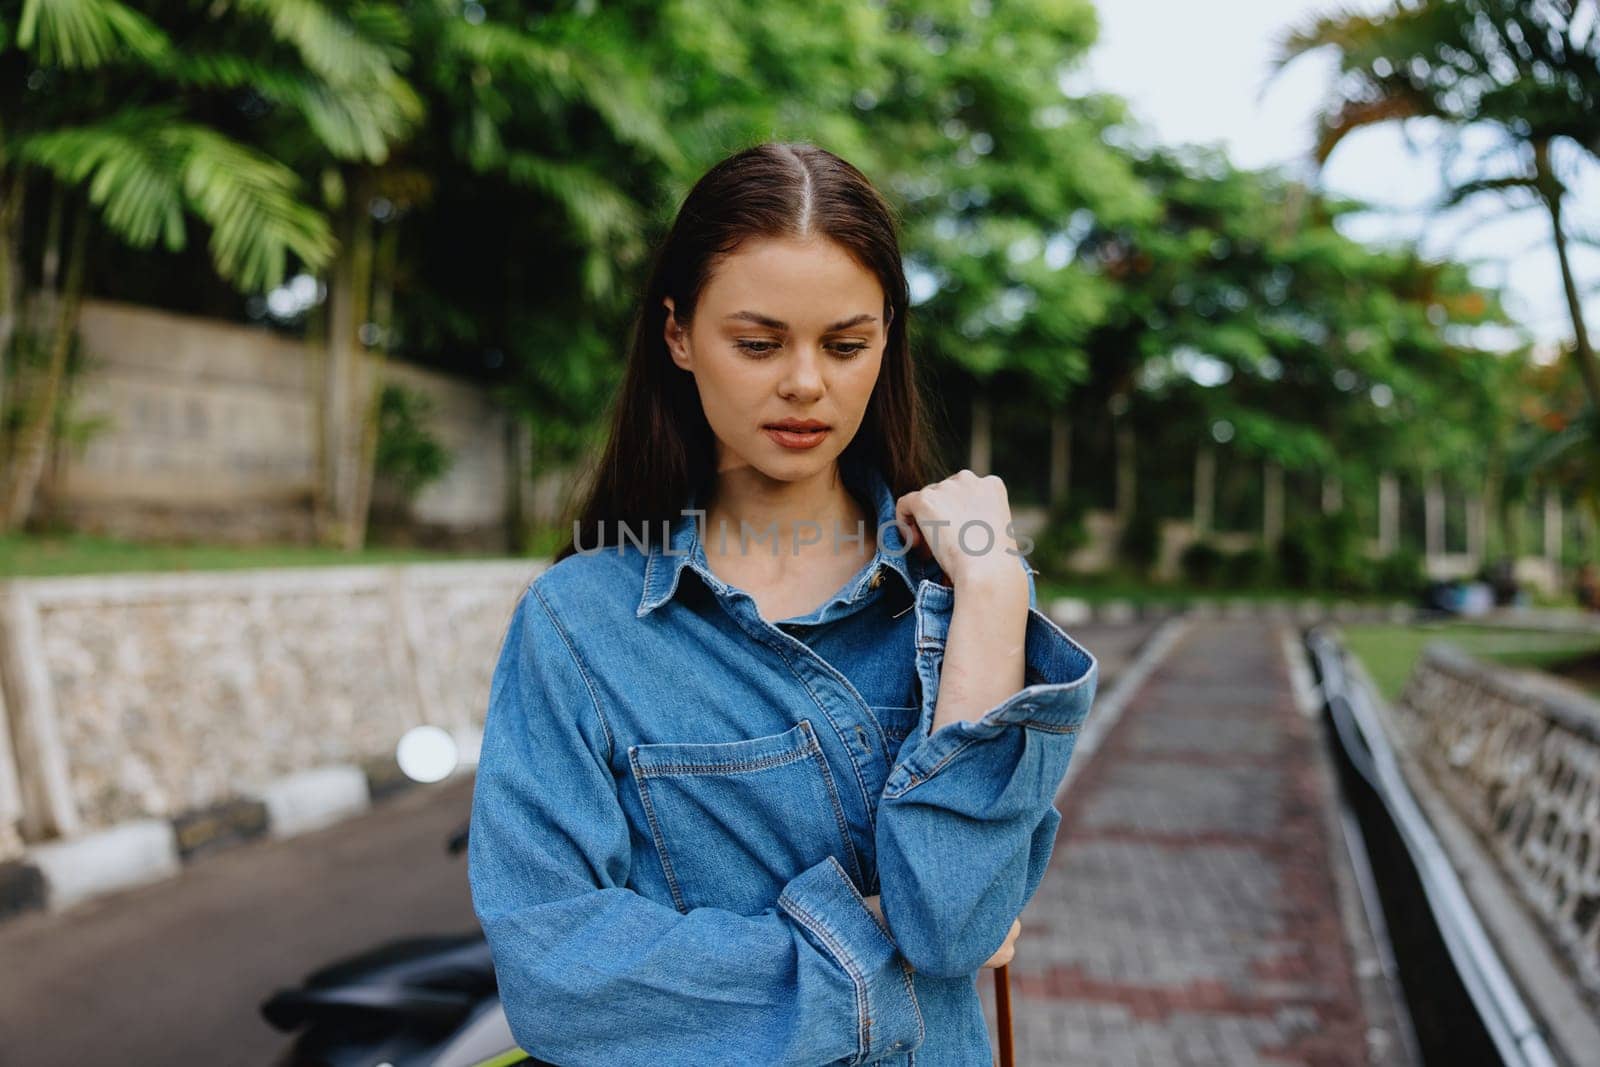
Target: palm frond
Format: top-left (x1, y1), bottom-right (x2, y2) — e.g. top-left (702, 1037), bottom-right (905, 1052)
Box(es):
top-left (17, 0), bottom-right (170, 68)
top-left (222, 0), bottom-right (398, 86)
top-left (17, 107), bottom-right (335, 291)
top-left (1315, 91), bottom-right (1431, 162)
top-left (174, 126), bottom-right (336, 290)
top-left (1438, 173), bottom-right (1539, 209)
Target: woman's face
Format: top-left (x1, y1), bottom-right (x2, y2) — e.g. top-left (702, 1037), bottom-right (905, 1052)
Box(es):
top-left (663, 235), bottom-right (889, 486)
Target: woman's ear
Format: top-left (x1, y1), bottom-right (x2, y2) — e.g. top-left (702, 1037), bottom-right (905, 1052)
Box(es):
top-left (663, 297), bottom-right (692, 370)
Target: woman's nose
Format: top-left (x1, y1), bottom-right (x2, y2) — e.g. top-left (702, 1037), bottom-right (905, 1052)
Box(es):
top-left (778, 348), bottom-right (826, 399)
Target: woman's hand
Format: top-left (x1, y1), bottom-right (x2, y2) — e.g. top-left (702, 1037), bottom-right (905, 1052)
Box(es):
top-left (862, 894), bottom-right (1021, 971)
top-left (893, 470), bottom-right (1024, 590)
top-left (981, 917), bottom-right (1021, 969)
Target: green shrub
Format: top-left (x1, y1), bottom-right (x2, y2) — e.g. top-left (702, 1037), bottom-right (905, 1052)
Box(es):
top-left (1181, 540), bottom-right (1225, 587)
top-left (375, 383), bottom-right (452, 496)
top-left (1375, 547), bottom-right (1424, 599)
top-left (1032, 496), bottom-right (1090, 576)
top-left (1223, 545), bottom-right (1275, 588)
top-left (1278, 509), bottom-right (1368, 592)
top-left (1118, 508), bottom-right (1163, 576)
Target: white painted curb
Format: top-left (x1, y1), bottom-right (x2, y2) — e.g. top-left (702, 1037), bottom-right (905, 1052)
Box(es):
top-left (258, 764), bottom-right (371, 839)
top-left (26, 818), bottom-right (180, 911)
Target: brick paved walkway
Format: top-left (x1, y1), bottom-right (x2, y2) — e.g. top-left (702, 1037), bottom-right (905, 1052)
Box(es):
top-left (977, 618), bottom-right (1402, 1066)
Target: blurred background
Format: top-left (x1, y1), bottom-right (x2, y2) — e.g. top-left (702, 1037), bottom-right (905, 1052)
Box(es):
top-left (0, 1), bottom-right (1595, 1065)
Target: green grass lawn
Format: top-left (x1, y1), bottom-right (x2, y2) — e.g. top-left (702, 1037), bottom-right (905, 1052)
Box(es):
top-left (1034, 572), bottom-right (1404, 607)
top-left (0, 531), bottom-right (506, 578)
top-left (1340, 621), bottom-right (1600, 702)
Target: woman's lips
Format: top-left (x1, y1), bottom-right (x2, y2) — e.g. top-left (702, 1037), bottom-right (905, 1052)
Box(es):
top-left (764, 425), bottom-right (831, 450)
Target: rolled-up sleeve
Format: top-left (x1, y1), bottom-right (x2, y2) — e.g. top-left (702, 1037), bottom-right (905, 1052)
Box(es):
top-left (469, 582), bottom-right (924, 1066)
top-left (873, 560), bottom-right (1099, 978)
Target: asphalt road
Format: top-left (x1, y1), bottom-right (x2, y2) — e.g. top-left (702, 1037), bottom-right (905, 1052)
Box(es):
top-left (0, 776), bottom-right (479, 1067)
top-left (0, 619), bottom-right (1154, 1067)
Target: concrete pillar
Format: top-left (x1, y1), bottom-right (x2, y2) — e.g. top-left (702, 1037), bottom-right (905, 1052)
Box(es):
top-left (1424, 471), bottom-right (1445, 558)
top-left (1379, 471), bottom-right (1399, 556)
top-left (1466, 489), bottom-right (1486, 563)
top-left (1321, 473), bottom-right (1342, 515)
top-left (1194, 446), bottom-right (1215, 538)
top-left (1049, 411), bottom-right (1071, 507)
top-left (1114, 420), bottom-right (1136, 524)
top-left (969, 392), bottom-right (992, 476)
top-left (1263, 462), bottom-right (1284, 548)
top-left (1544, 488), bottom-right (1562, 562)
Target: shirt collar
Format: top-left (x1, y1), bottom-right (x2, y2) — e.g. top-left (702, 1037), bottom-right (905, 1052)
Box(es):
top-left (636, 453), bottom-right (924, 619)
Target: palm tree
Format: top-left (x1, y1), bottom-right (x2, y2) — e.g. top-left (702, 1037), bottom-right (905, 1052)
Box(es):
top-left (1271, 0), bottom-right (1600, 418)
top-left (0, 0), bottom-right (422, 531)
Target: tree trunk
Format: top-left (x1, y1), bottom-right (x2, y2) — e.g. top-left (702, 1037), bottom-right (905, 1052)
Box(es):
top-left (1534, 139), bottom-right (1600, 416)
top-left (346, 215), bottom-right (400, 551)
top-left (1049, 410), bottom-right (1070, 508)
top-left (0, 173), bottom-right (25, 422)
top-left (968, 388), bottom-right (992, 475)
top-left (1194, 445), bottom-right (1214, 537)
top-left (1113, 398), bottom-right (1135, 525)
top-left (1262, 461), bottom-right (1284, 548)
top-left (1, 200), bottom-right (88, 532)
top-left (316, 174), bottom-right (376, 549)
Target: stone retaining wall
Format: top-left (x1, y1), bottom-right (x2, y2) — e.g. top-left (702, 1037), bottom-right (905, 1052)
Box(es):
top-left (1396, 643), bottom-right (1600, 1000)
top-left (0, 559), bottom-right (542, 852)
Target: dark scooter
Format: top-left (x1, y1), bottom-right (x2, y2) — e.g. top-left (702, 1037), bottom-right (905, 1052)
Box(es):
top-left (260, 727), bottom-right (553, 1067)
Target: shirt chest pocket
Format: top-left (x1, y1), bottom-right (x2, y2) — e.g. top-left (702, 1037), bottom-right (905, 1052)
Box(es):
top-left (627, 719), bottom-right (862, 915)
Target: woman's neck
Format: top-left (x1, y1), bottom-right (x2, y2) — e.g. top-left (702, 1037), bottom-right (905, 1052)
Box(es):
top-left (701, 462), bottom-right (870, 562)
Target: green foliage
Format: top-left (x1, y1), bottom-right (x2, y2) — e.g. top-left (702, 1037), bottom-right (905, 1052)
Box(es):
top-left (374, 383), bottom-right (451, 497)
top-left (1374, 546), bottom-right (1425, 600)
top-left (1222, 546), bottom-right (1276, 589)
top-left (1180, 540), bottom-right (1225, 587)
top-left (1031, 495), bottom-right (1090, 577)
top-left (1118, 508), bottom-right (1163, 576)
top-left (1277, 509), bottom-right (1372, 594)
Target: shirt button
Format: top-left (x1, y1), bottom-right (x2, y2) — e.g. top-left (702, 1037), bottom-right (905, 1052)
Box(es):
top-left (868, 567), bottom-right (884, 590)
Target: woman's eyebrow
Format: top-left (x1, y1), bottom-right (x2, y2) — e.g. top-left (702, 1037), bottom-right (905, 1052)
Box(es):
top-left (725, 311), bottom-right (878, 332)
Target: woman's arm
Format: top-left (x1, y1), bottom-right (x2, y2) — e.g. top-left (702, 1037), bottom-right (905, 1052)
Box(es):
top-left (469, 583), bottom-right (924, 1067)
top-left (927, 559), bottom-right (1029, 734)
top-left (875, 477), bottom-right (1099, 979)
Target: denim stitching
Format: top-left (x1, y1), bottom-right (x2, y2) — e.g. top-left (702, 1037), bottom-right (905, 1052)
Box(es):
top-left (800, 854), bottom-right (924, 1062)
top-left (633, 743), bottom-right (814, 777)
top-left (530, 580), bottom-right (617, 766)
top-left (714, 594), bottom-right (881, 843)
top-left (627, 746), bottom-right (689, 914)
top-left (898, 956), bottom-right (925, 1053)
top-left (779, 880), bottom-right (871, 1065)
top-left (806, 723), bottom-right (869, 889)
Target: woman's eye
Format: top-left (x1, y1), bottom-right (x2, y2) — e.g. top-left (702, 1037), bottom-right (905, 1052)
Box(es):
top-left (734, 340), bottom-right (868, 358)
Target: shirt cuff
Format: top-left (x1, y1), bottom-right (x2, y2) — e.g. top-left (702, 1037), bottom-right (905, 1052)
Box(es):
top-left (882, 573), bottom-right (1098, 800)
top-left (777, 854), bottom-right (925, 1064)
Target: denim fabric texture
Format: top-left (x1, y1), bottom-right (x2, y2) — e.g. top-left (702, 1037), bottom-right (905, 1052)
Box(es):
top-left (467, 452), bottom-right (1100, 1066)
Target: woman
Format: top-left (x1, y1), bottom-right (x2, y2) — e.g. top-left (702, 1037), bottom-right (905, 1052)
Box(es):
top-left (467, 142), bottom-right (1099, 1066)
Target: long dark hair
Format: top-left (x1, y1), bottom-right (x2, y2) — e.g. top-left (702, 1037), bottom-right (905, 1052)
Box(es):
top-left (553, 141), bottom-right (942, 564)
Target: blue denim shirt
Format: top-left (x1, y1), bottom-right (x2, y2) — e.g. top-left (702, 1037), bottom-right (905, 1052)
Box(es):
top-left (467, 455), bottom-right (1099, 1066)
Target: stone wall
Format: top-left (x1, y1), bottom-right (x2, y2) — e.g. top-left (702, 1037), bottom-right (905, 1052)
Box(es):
top-left (0, 559), bottom-right (543, 853)
top-left (1396, 643), bottom-right (1600, 1002)
top-left (39, 298), bottom-right (526, 547)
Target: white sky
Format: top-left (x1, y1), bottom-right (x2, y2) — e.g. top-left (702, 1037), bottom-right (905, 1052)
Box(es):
top-left (1076, 0), bottom-right (1600, 353)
